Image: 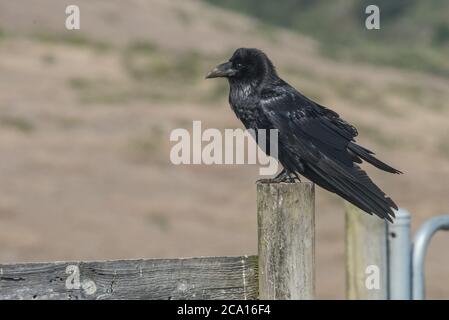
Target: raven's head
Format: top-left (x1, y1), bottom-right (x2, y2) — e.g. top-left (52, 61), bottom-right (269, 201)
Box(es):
top-left (206, 48), bottom-right (278, 84)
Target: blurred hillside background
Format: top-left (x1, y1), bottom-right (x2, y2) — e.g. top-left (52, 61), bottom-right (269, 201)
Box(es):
top-left (0, 0), bottom-right (448, 298)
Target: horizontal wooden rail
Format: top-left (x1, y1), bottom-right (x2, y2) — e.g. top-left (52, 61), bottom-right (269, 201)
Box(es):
top-left (0, 256), bottom-right (258, 300)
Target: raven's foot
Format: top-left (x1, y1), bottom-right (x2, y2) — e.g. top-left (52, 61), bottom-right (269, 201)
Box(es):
top-left (256, 170), bottom-right (301, 184)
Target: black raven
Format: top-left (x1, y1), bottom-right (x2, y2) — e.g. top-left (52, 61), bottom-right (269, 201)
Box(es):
top-left (206, 48), bottom-right (401, 222)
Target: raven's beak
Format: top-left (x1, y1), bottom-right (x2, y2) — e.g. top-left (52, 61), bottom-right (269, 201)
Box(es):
top-left (205, 62), bottom-right (236, 79)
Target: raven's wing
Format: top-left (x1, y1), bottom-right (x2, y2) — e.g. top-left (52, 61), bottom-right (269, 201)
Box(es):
top-left (260, 90), bottom-right (398, 221)
top-left (314, 101), bottom-right (401, 173)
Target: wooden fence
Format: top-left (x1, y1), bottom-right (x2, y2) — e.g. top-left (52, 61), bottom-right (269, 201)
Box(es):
top-left (345, 203), bottom-right (388, 299)
top-left (0, 182), bottom-right (315, 300)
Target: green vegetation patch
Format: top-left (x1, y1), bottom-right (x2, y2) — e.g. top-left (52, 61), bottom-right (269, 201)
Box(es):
top-left (205, 0), bottom-right (449, 77)
top-left (0, 115), bottom-right (35, 133)
top-left (31, 33), bottom-right (112, 52)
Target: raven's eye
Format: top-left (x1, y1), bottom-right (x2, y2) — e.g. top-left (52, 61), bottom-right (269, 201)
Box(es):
top-left (236, 63), bottom-right (244, 68)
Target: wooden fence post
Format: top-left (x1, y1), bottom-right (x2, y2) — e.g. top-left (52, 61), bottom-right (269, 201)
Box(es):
top-left (345, 203), bottom-right (388, 299)
top-left (257, 182), bottom-right (315, 299)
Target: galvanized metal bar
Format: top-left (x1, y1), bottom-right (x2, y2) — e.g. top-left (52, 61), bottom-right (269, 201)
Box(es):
top-left (387, 208), bottom-right (411, 300)
top-left (412, 215), bottom-right (449, 300)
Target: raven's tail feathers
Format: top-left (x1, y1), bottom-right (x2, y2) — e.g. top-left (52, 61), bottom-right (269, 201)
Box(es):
top-left (302, 161), bottom-right (398, 222)
top-left (348, 142), bottom-right (402, 174)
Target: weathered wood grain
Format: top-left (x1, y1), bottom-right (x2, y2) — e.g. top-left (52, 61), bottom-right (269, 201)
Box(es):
top-left (345, 203), bottom-right (388, 299)
top-left (0, 256), bottom-right (258, 300)
top-left (257, 182), bottom-right (315, 299)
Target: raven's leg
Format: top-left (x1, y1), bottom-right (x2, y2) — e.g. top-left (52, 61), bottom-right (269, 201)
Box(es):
top-left (289, 171), bottom-right (302, 182)
top-left (281, 170), bottom-right (301, 183)
top-left (257, 169), bottom-right (301, 183)
top-left (256, 169), bottom-right (287, 184)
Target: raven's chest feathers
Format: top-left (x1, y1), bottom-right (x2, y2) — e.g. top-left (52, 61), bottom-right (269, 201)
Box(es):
top-left (229, 83), bottom-right (268, 129)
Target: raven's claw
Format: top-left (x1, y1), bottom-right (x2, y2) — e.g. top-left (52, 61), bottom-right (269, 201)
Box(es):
top-left (256, 170), bottom-right (301, 184)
